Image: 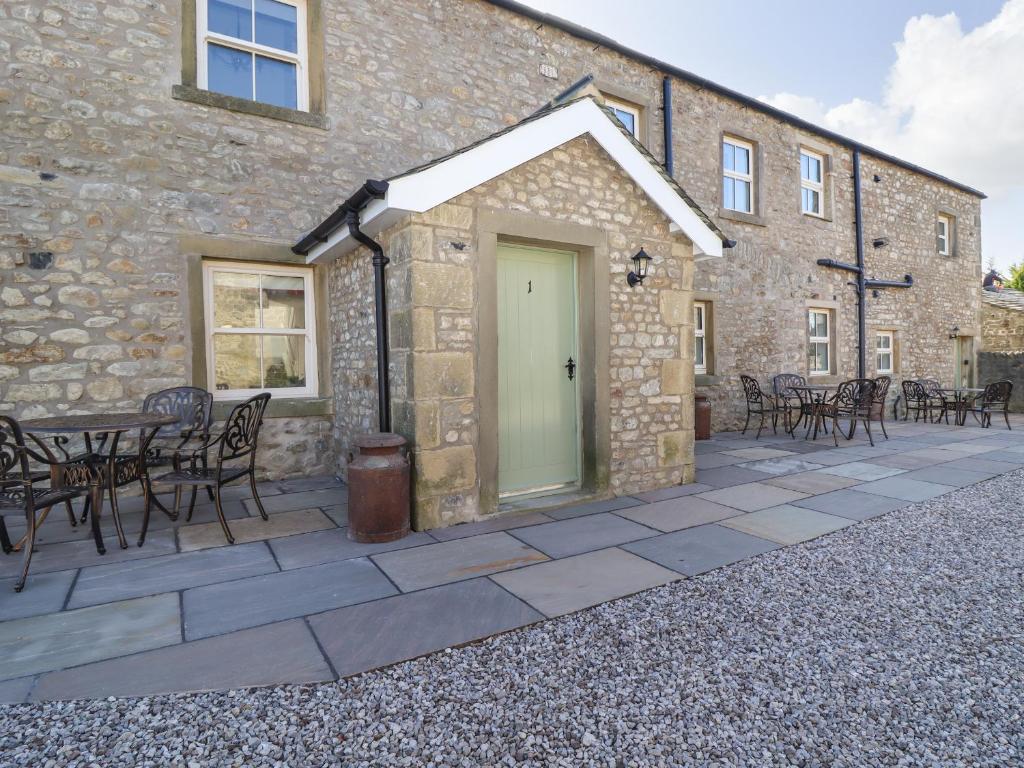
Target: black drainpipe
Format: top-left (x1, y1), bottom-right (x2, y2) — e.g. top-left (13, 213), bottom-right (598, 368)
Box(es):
top-left (662, 76), bottom-right (673, 176)
top-left (346, 210), bottom-right (392, 433)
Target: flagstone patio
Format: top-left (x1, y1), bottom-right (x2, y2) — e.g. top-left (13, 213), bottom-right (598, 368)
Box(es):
top-left (2, 416), bottom-right (1023, 703)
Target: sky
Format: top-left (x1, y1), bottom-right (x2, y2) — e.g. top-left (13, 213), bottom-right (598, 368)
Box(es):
top-left (519, 0), bottom-right (1024, 273)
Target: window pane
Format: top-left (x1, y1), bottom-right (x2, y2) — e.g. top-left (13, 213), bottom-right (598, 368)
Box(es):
top-left (695, 337), bottom-right (705, 367)
top-left (694, 305), bottom-right (704, 330)
top-left (263, 335), bottom-right (306, 389)
top-left (262, 274), bottom-right (306, 329)
top-left (213, 334), bottom-right (261, 391)
top-left (816, 313), bottom-right (828, 338)
top-left (877, 334), bottom-right (891, 350)
top-left (801, 188), bottom-right (811, 212)
top-left (734, 179), bottom-right (750, 212)
top-left (734, 145), bottom-right (750, 175)
top-left (878, 352), bottom-right (892, 371)
top-left (255, 55), bottom-right (297, 109)
top-left (809, 156), bottom-right (821, 182)
top-left (803, 188), bottom-right (820, 214)
top-left (723, 177), bottom-right (734, 209)
top-left (208, 43), bottom-right (253, 101)
top-left (255, 0), bottom-right (297, 52)
top-left (800, 154), bottom-right (808, 180)
top-left (723, 142), bottom-right (734, 172)
top-left (611, 108), bottom-right (636, 135)
top-left (809, 342), bottom-right (829, 373)
top-left (208, 0), bottom-right (252, 41)
top-left (213, 271), bottom-right (260, 328)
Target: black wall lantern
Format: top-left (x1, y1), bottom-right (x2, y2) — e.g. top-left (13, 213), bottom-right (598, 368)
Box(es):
top-left (627, 247), bottom-right (652, 287)
top-left (949, 325), bottom-right (960, 339)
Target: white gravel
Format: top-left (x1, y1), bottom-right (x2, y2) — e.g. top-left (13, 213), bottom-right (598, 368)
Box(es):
top-left (3, 470), bottom-right (1023, 767)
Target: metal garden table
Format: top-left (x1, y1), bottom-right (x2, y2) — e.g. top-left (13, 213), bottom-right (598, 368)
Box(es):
top-left (788, 384), bottom-right (836, 441)
top-left (20, 412), bottom-right (177, 554)
top-left (938, 387), bottom-right (985, 427)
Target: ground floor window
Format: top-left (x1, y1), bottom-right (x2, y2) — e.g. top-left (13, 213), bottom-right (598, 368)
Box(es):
top-left (807, 309), bottom-right (831, 376)
top-left (694, 301), bottom-right (708, 374)
top-left (876, 331), bottom-right (894, 374)
top-left (203, 261), bottom-right (318, 399)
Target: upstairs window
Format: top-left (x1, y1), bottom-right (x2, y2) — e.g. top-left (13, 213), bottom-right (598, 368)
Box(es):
top-left (800, 149), bottom-right (824, 216)
top-left (603, 95), bottom-right (641, 138)
top-left (723, 137), bottom-right (754, 214)
top-left (694, 302), bottom-right (707, 374)
top-left (198, 0), bottom-right (308, 110)
top-left (937, 214), bottom-right (952, 255)
top-left (808, 309), bottom-right (831, 376)
top-left (876, 331), bottom-right (894, 374)
top-left (203, 261), bottom-right (318, 399)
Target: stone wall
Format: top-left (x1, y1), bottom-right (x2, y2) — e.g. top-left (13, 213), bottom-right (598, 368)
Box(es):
top-left (981, 296), bottom-right (1024, 353)
top-left (332, 136), bottom-right (695, 529)
top-left (978, 352), bottom-right (1024, 413)
top-left (0, 0), bottom-right (982, 468)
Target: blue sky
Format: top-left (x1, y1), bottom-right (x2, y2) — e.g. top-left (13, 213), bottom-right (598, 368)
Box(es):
top-left (520, 0), bottom-right (1023, 272)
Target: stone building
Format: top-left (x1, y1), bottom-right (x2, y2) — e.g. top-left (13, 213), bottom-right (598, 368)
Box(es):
top-left (0, 0), bottom-right (985, 529)
top-left (981, 288), bottom-right (1024, 353)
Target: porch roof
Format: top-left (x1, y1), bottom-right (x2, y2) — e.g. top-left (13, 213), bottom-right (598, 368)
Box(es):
top-left (293, 96), bottom-right (727, 263)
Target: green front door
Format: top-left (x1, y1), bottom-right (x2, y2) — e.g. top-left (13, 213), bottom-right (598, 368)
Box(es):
top-left (497, 243), bottom-right (580, 497)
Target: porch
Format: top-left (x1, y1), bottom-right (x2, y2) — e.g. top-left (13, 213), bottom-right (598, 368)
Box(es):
top-left (2, 415), bottom-right (1023, 703)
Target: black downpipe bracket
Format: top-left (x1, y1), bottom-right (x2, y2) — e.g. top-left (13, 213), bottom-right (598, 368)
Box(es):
top-left (346, 211), bottom-right (392, 433)
top-left (662, 76), bottom-right (673, 176)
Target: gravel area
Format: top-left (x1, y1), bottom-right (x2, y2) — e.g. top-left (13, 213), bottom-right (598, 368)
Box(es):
top-left (3, 470), bottom-right (1023, 767)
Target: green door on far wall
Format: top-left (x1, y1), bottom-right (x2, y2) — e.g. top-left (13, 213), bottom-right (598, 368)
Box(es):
top-left (497, 243), bottom-right (580, 497)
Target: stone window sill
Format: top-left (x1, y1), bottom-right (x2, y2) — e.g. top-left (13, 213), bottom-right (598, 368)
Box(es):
top-left (695, 374), bottom-right (722, 386)
top-left (718, 208), bottom-right (766, 227)
top-left (212, 397), bottom-right (332, 420)
top-left (172, 85), bottom-right (329, 130)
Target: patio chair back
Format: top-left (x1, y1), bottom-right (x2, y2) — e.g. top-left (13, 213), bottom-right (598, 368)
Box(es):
top-left (902, 379), bottom-right (927, 403)
top-left (740, 375), bottom-right (767, 405)
top-left (143, 386), bottom-right (213, 440)
top-left (834, 378), bottom-right (875, 414)
top-left (0, 416), bottom-right (30, 491)
top-left (982, 380), bottom-right (1013, 406)
top-left (772, 373), bottom-right (806, 398)
top-left (919, 378), bottom-right (943, 397)
top-left (872, 376), bottom-right (891, 406)
top-left (220, 393), bottom-right (271, 462)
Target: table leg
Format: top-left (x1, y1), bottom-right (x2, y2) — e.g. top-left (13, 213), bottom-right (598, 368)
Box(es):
top-left (87, 475), bottom-right (106, 556)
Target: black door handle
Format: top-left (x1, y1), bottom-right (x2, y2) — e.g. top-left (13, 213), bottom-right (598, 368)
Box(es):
top-left (565, 357), bottom-right (576, 381)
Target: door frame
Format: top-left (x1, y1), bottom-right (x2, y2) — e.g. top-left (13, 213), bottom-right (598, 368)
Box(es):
top-left (954, 335), bottom-right (975, 388)
top-left (477, 210), bottom-right (612, 515)
top-left (496, 243), bottom-right (582, 499)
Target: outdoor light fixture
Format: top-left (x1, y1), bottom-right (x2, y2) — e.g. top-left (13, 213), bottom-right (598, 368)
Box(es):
top-left (872, 237), bottom-right (889, 248)
top-left (627, 247), bottom-right (652, 287)
top-left (949, 325), bottom-right (960, 339)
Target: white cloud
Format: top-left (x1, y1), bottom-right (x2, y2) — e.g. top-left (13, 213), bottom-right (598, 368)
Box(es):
top-left (759, 0), bottom-right (1024, 267)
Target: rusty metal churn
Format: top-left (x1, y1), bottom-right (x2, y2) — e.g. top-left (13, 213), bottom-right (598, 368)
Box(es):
top-left (347, 433), bottom-right (411, 543)
top-left (694, 393), bottom-right (712, 440)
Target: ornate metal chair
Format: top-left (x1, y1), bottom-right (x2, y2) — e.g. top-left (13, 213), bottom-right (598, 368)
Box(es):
top-left (968, 380), bottom-right (1013, 430)
top-left (901, 380), bottom-right (931, 423)
top-left (772, 373), bottom-right (810, 436)
top-left (919, 378), bottom-right (950, 424)
top-left (740, 375), bottom-right (785, 440)
top-left (1, 416), bottom-right (89, 592)
top-left (872, 376), bottom-right (892, 440)
top-left (141, 393), bottom-right (271, 546)
top-left (823, 378), bottom-right (876, 447)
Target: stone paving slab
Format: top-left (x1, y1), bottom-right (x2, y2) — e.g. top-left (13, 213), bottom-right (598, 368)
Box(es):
top-left (796, 449), bottom-right (871, 466)
top-left (243, 487), bottom-right (346, 515)
top-left (0, 530), bottom-right (177, 579)
top-left (68, 543), bottom-right (279, 609)
top-left (372, 532), bottom-right (548, 592)
top-left (791, 488), bottom-right (912, 521)
top-left (508, 513), bottom-right (657, 559)
top-left (309, 578), bottom-right (544, 677)
top-left (426, 511), bottom-right (554, 542)
top-left (0, 593), bottom-right (180, 680)
top-left (898, 447), bottom-right (971, 463)
top-left (615, 496), bottom-right (741, 533)
top-left (0, 570), bottom-right (75, 622)
top-left (722, 447), bottom-right (796, 460)
top-left (177, 508), bottom-right (334, 552)
top-left (763, 470), bottom-right (863, 495)
top-left (275, 475), bottom-right (343, 493)
top-left (697, 482), bottom-right (809, 512)
top-left (900, 466), bottom-right (997, 488)
top-left (695, 452), bottom-right (749, 469)
top-left (869, 453), bottom-right (947, 470)
top-left (544, 496), bottom-right (646, 520)
top-left (972, 450), bottom-right (1024, 465)
top-left (941, 456), bottom-right (1024, 474)
top-left (0, 676), bottom-right (36, 705)
top-left (719, 505), bottom-right (853, 545)
top-left (183, 557), bottom-right (396, 640)
top-left (935, 442), bottom-right (1005, 456)
top-left (322, 504), bottom-right (348, 527)
top-left (31, 618), bottom-right (333, 702)
top-left (269, 528), bottom-right (434, 570)
top-left (622, 524), bottom-right (780, 577)
top-left (631, 483), bottom-right (714, 503)
top-left (695, 465), bottom-right (776, 488)
top-left (491, 548), bottom-right (680, 617)
top-left (817, 462), bottom-right (907, 481)
top-left (736, 457), bottom-right (826, 476)
top-left (852, 477), bottom-right (956, 503)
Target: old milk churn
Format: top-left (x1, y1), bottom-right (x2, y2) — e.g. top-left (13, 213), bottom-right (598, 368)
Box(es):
top-left (694, 393), bottom-right (712, 440)
top-left (347, 433), bottom-right (411, 543)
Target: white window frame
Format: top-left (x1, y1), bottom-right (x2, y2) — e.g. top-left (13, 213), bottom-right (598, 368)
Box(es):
top-left (694, 301), bottom-right (707, 374)
top-left (808, 309), bottom-right (831, 377)
top-left (876, 331), bottom-right (894, 374)
top-left (800, 149), bottom-right (824, 217)
top-left (723, 137), bottom-right (754, 214)
top-left (203, 260), bottom-right (318, 400)
top-left (937, 214), bottom-right (951, 255)
top-left (602, 95), bottom-right (641, 138)
top-left (196, 0), bottom-right (309, 111)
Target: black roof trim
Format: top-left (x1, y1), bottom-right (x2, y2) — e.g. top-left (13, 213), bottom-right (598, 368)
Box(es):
top-left (292, 179), bottom-right (388, 255)
top-left (483, 0), bottom-right (986, 199)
